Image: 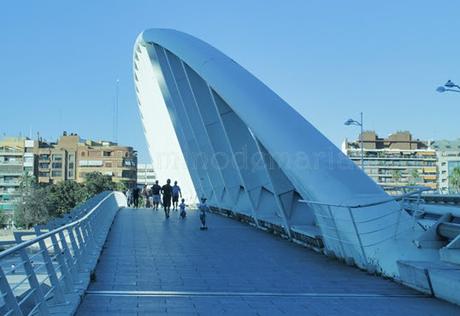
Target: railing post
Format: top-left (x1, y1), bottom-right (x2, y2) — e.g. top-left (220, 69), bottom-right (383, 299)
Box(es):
top-left (326, 205), bottom-right (347, 258)
top-left (49, 230), bottom-right (74, 293)
top-left (74, 224), bottom-right (87, 264)
top-left (394, 206), bottom-right (403, 239)
top-left (347, 207), bottom-right (369, 267)
top-left (58, 230), bottom-right (80, 283)
top-left (0, 266), bottom-right (23, 316)
top-left (66, 227), bottom-right (83, 271)
top-left (34, 227), bottom-right (66, 304)
top-left (13, 232), bottom-right (49, 315)
top-left (84, 218), bottom-right (97, 255)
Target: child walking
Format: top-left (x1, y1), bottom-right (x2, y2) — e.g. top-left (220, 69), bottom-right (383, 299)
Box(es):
top-left (198, 197), bottom-right (209, 230)
top-left (179, 198), bottom-right (187, 219)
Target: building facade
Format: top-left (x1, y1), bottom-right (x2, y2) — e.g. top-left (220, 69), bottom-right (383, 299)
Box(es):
top-left (0, 133), bottom-right (137, 217)
top-left (0, 138), bottom-right (26, 214)
top-left (431, 139), bottom-right (460, 193)
top-left (342, 131), bottom-right (438, 190)
top-left (137, 163), bottom-right (156, 186)
top-left (34, 133), bottom-right (137, 187)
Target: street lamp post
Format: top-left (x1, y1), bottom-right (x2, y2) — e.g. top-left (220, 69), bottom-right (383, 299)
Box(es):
top-left (437, 80), bottom-right (460, 94)
top-left (344, 112), bottom-right (364, 169)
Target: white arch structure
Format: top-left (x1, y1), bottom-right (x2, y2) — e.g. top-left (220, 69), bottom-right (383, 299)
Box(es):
top-left (133, 29), bottom-right (438, 277)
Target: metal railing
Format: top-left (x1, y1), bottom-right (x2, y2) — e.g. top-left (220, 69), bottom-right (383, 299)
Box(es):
top-left (0, 191), bottom-right (120, 315)
top-left (299, 186), bottom-right (431, 267)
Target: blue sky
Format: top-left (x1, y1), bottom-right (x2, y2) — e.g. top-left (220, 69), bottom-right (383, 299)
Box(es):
top-left (1, 0), bottom-right (459, 163)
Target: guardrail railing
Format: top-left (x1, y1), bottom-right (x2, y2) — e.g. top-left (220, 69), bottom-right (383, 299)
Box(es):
top-left (299, 186), bottom-right (431, 267)
top-left (0, 191), bottom-right (121, 316)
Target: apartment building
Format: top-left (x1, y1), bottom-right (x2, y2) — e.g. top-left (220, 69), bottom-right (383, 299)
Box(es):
top-left (35, 133), bottom-right (79, 184)
top-left (342, 131), bottom-right (438, 190)
top-left (34, 133), bottom-right (137, 187)
top-left (76, 139), bottom-right (137, 186)
top-left (431, 139), bottom-right (460, 193)
top-left (0, 138), bottom-right (34, 213)
top-left (137, 163), bottom-right (156, 186)
top-left (0, 133), bottom-right (137, 219)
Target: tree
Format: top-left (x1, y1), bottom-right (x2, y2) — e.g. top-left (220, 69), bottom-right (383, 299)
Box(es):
top-left (47, 180), bottom-right (87, 217)
top-left (83, 172), bottom-right (117, 196)
top-left (13, 172), bottom-right (122, 228)
top-left (408, 169), bottom-right (420, 186)
top-left (0, 212), bottom-right (10, 228)
top-left (449, 167), bottom-right (460, 193)
top-left (391, 169), bottom-right (402, 185)
top-left (14, 186), bottom-right (50, 229)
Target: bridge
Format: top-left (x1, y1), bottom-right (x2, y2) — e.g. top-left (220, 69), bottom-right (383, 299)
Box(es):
top-left (0, 28), bottom-right (460, 314)
top-left (0, 193), bottom-right (459, 315)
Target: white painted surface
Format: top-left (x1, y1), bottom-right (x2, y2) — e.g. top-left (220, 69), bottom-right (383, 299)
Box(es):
top-left (134, 44), bottom-right (196, 201)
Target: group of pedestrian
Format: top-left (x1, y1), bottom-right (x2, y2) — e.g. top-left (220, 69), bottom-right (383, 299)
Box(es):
top-left (125, 180), bottom-right (210, 229)
top-left (126, 180), bottom-right (186, 217)
top-left (126, 186), bottom-right (140, 208)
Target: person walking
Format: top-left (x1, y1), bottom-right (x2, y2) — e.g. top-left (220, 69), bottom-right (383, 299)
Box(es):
top-left (126, 188), bottom-right (133, 207)
top-left (133, 186), bottom-right (140, 208)
top-left (151, 180), bottom-right (161, 211)
top-left (171, 181), bottom-right (182, 211)
top-left (198, 197), bottom-right (209, 230)
top-left (142, 185), bottom-right (149, 208)
top-left (161, 179), bottom-right (173, 218)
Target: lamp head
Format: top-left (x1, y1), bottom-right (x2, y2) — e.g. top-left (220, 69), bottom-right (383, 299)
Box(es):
top-left (445, 80), bottom-right (456, 88)
top-left (344, 119), bottom-right (355, 126)
top-left (436, 86), bottom-right (446, 93)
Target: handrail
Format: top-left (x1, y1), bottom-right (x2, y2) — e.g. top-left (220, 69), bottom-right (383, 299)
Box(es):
top-left (0, 191), bottom-right (122, 316)
top-left (0, 192), bottom-right (113, 260)
top-left (299, 186), bottom-right (431, 209)
top-left (298, 186), bottom-right (431, 266)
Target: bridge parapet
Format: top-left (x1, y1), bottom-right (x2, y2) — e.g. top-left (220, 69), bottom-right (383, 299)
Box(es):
top-left (0, 191), bottom-right (125, 315)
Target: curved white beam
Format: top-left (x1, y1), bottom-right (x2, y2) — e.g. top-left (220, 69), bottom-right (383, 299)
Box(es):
top-left (134, 29), bottom-right (441, 278)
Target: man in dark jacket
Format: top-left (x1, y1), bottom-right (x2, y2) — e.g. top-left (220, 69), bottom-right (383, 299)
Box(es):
top-left (132, 187), bottom-right (140, 208)
top-left (161, 179), bottom-right (173, 218)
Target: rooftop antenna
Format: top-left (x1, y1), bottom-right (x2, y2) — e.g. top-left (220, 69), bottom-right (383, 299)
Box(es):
top-left (113, 79), bottom-right (119, 144)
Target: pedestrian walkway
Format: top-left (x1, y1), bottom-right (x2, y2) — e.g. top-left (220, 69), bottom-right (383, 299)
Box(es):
top-left (76, 208), bottom-right (460, 315)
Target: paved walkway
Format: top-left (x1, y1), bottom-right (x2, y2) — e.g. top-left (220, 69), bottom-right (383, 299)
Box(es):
top-left (76, 208), bottom-right (460, 315)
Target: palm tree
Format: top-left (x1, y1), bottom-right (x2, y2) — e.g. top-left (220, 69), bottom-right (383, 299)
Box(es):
top-left (409, 169), bottom-right (420, 186)
top-left (449, 167), bottom-right (460, 193)
top-left (391, 169), bottom-right (402, 185)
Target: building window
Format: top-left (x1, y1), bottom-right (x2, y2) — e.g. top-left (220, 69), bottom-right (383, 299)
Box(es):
top-left (51, 170), bottom-right (62, 177)
top-left (39, 163), bottom-right (49, 169)
top-left (105, 162), bottom-right (112, 168)
top-left (53, 154), bottom-right (63, 161)
top-left (122, 170), bottom-right (136, 178)
top-left (103, 151), bottom-right (112, 157)
top-left (69, 162), bottom-right (74, 169)
top-left (52, 162), bottom-right (62, 169)
top-left (39, 154), bottom-right (50, 160)
top-left (123, 159), bottom-right (136, 167)
top-left (39, 171), bottom-right (50, 177)
top-left (81, 152), bottom-right (85, 157)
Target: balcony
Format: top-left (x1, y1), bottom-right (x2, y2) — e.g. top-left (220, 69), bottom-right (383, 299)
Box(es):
top-left (0, 181), bottom-right (20, 187)
top-left (0, 160), bottom-right (23, 166)
top-left (0, 150), bottom-right (23, 155)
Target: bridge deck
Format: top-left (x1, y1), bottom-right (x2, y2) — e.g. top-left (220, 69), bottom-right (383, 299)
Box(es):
top-left (76, 208), bottom-right (460, 315)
